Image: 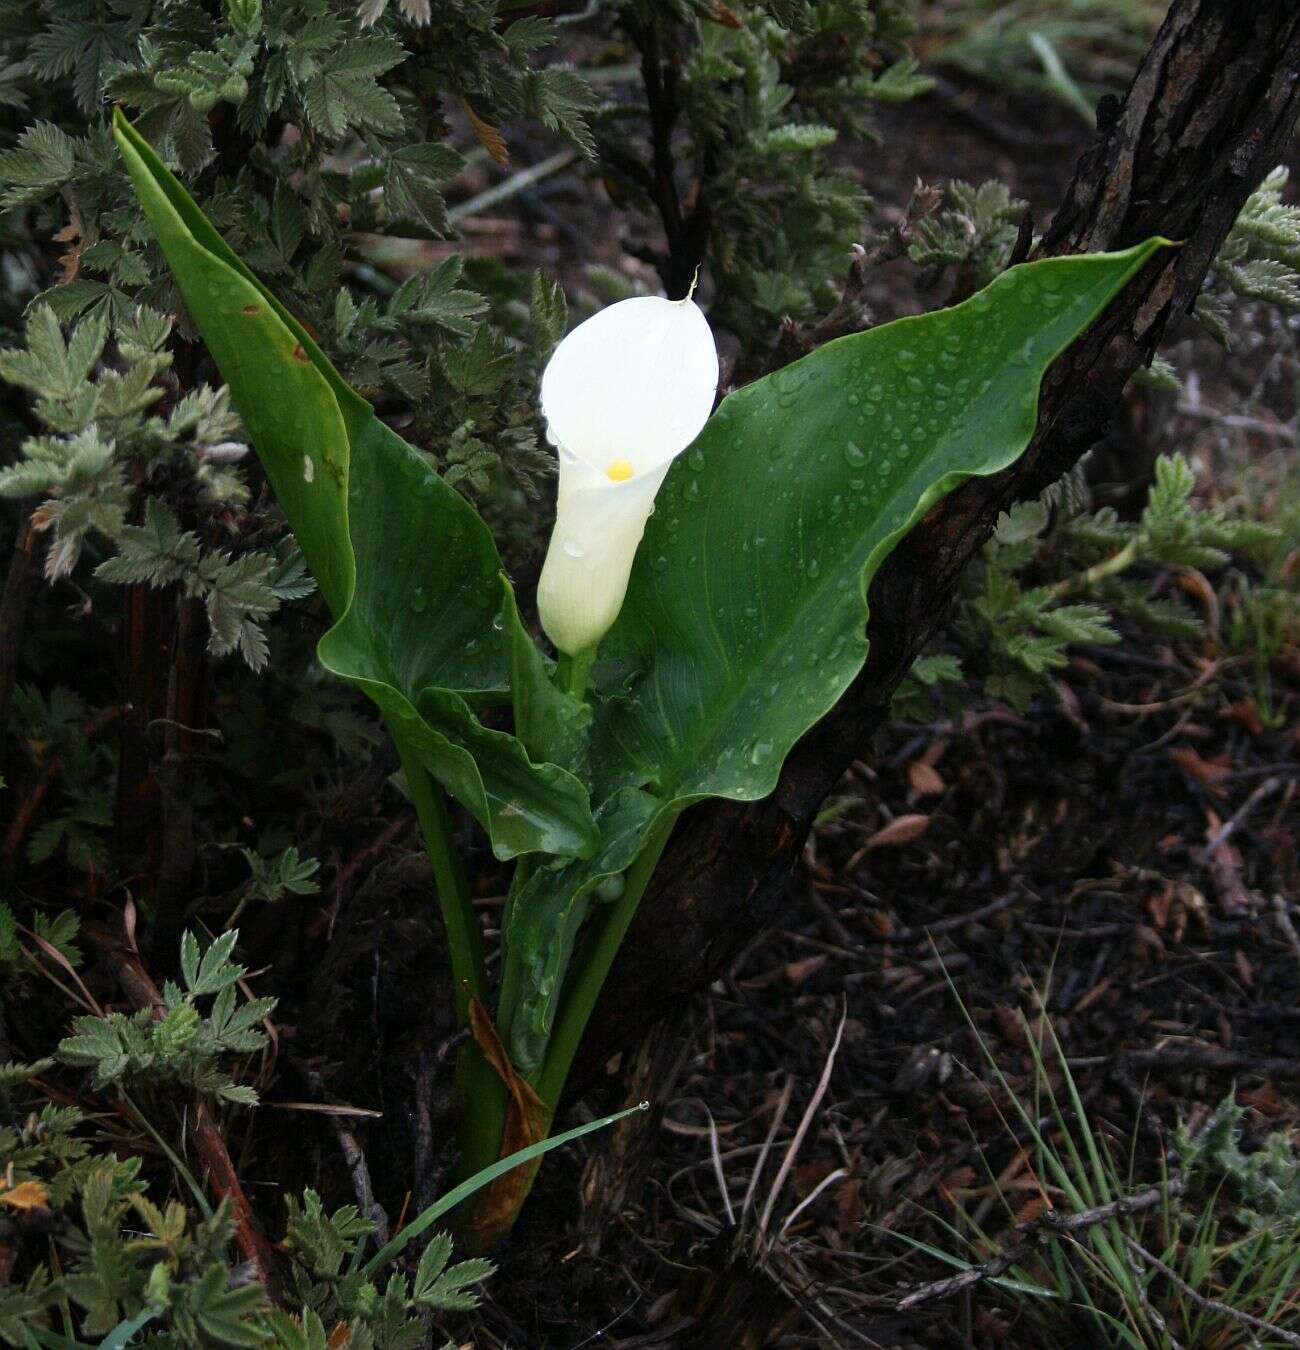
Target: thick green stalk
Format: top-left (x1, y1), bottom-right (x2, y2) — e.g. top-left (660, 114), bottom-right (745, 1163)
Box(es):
top-left (392, 735), bottom-right (506, 1180)
top-left (554, 647), bottom-right (595, 701)
top-left (493, 860), bottom-right (532, 1055)
top-left (490, 638), bottom-right (594, 1060)
top-left (393, 735), bottom-right (485, 1018)
top-left (533, 808), bottom-right (680, 1110)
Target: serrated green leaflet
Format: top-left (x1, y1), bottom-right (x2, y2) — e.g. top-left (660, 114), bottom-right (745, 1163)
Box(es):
top-left (505, 239), bottom-right (1166, 1076)
top-left (113, 111), bottom-right (596, 861)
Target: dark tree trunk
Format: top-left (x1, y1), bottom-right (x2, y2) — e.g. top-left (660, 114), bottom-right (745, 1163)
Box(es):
top-left (570, 0), bottom-right (1300, 1088)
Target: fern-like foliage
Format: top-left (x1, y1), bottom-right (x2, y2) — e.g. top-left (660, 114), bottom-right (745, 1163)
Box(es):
top-left (0, 305), bottom-right (312, 669)
top-left (908, 179), bottom-right (1027, 286)
top-left (1178, 1096), bottom-right (1300, 1232)
top-left (56, 930), bottom-right (276, 1104)
top-left (592, 1), bottom-right (929, 343)
top-left (1196, 165), bottom-right (1300, 345)
top-left (896, 454), bottom-right (1280, 716)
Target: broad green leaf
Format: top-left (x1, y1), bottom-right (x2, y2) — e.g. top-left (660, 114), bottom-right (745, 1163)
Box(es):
top-left (504, 785), bottom-right (660, 1072)
top-left (594, 241), bottom-right (1166, 804)
top-left (505, 239), bottom-right (1166, 1071)
top-left (500, 579), bottom-right (590, 778)
top-left (316, 415), bottom-right (598, 858)
top-left (114, 113), bottom-right (353, 617)
top-left (114, 112), bottom-right (596, 860)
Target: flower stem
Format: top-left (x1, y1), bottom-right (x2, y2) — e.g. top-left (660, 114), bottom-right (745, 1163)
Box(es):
top-left (393, 735), bottom-right (508, 1185)
top-left (533, 807), bottom-right (680, 1111)
top-left (555, 646), bottom-right (595, 700)
top-left (1050, 536), bottom-right (1140, 599)
top-left (393, 734), bottom-right (485, 1020)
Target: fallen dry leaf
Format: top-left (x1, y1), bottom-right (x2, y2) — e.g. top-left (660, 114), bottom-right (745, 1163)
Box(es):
top-left (0, 1179), bottom-right (49, 1210)
top-left (1168, 747), bottom-right (1230, 798)
top-left (463, 101), bottom-right (508, 166)
top-left (864, 814), bottom-right (930, 851)
top-left (907, 761), bottom-right (945, 798)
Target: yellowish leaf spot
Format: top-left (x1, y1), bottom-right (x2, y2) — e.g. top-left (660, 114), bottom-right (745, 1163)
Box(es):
top-left (0, 1179), bottom-right (50, 1210)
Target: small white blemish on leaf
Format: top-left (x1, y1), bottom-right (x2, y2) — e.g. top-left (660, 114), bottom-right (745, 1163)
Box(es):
top-left (303, 454), bottom-right (315, 483)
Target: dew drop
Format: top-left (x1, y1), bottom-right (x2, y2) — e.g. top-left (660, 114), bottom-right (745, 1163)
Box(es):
top-left (843, 441), bottom-right (868, 468)
top-left (806, 558), bottom-right (821, 579)
top-left (688, 447), bottom-right (706, 472)
top-left (410, 586), bottom-right (427, 613)
top-left (596, 874), bottom-right (626, 902)
top-left (302, 454), bottom-right (315, 483)
top-left (562, 537), bottom-right (585, 559)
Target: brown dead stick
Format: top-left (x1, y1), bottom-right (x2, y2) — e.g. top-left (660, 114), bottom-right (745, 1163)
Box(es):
top-left (896, 1179), bottom-right (1184, 1310)
top-left (84, 920), bottom-right (281, 1292)
top-left (1126, 1236), bottom-right (1300, 1348)
top-left (572, 0), bottom-right (1300, 1087)
top-left (1123, 1048), bottom-right (1300, 1081)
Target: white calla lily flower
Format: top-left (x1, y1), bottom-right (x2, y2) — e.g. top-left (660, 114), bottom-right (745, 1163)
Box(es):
top-left (537, 293), bottom-right (719, 658)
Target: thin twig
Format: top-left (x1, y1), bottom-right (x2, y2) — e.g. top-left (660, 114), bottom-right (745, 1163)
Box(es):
top-left (0, 511), bottom-right (39, 746)
top-left (757, 1005), bottom-right (846, 1240)
top-left (896, 1179), bottom-right (1183, 1310)
top-left (1067, 1048), bottom-right (1300, 1081)
top-left (1125, 1236), bottom-right (1300, 1347)
top-left (1195, 776), bottom-right (1283, 865)
top-left (876, 890), bottom-right (1027, 945)
top-left (1125, 1240), bottom-right (1184, 1350)
top-left (1272, 894), bottom-right (1300, 969)
top-left (296, 1060), bottom-right (390, 1246)
top-left (447, 149), bottom-right (577, 225)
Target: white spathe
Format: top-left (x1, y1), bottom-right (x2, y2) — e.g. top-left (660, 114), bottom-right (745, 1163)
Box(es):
top-left (537, 293), bottom-right (719, 656)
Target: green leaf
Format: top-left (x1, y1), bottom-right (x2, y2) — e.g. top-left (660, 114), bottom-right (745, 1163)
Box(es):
top-left (505, 240), bottom-right (1167, 1072)
top-left (113, 112), bottom-right (355, 617)
top-left (529, 270), bottom-right (566, 361)
top-left (0, 122), bottom-right (77, 207)
top-left (360, 1101), bottom-right (645, 1280)
top-left (114, 111), bottom-right (597, 862)
top-left (593, 241), bottom-right (1167, 807)
top-left (501, 578), bottom-right (589, 778)
top-left (384, 142), bottom-right (464, 234)
top-left (504, 787), bottom-right (660, 1072)
top-left (314, 416), bottom-right (598, 860)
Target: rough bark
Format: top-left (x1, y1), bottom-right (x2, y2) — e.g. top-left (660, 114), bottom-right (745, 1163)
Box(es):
top-left (572, 0), bottom-right (1300, 1085)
